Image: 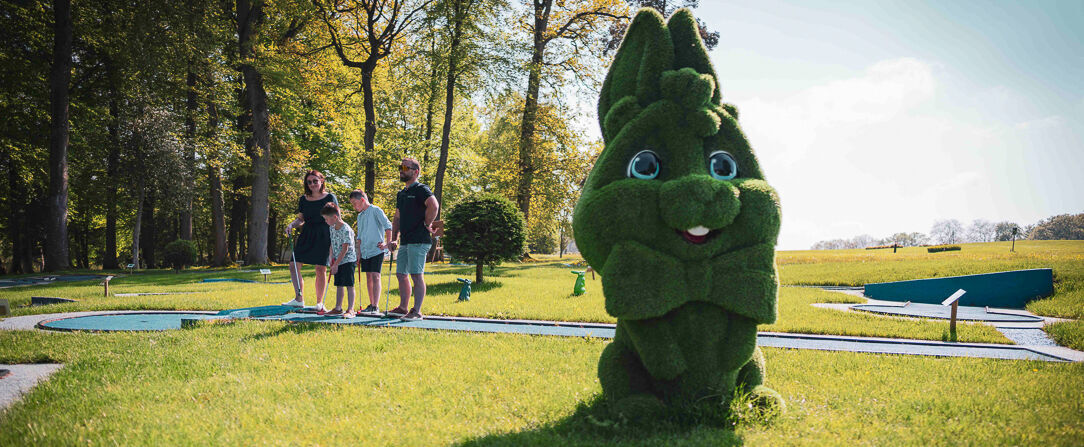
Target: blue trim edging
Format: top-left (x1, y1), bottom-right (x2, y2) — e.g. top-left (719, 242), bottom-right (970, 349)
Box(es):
top-left (864, 268), bottom-right (1053, 308)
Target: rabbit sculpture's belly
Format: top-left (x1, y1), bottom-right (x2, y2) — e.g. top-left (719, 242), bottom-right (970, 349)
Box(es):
top-left (602, 301), bottom-right (761, 405)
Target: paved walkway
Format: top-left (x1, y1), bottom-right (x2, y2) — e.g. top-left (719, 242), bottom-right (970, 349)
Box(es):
top-left (7, 308), bottom-right (1081, 362)
top-left (0, 363), bottom-right (63, 412)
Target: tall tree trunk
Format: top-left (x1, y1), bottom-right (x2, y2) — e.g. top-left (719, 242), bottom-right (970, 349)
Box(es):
top-left (45, 0), bottom-right (73, 271)
top-left (238, 0), bottom-right (270, 264)
top-left (361, 66), bottom-right (377, 195)
top-left (267, 208), bottom-right (277, 262)
top-left (433, 0), bottom-right (468, 213)
top-left (180, 68), bottom-right (197, 240)
top-left (207, 101), bottom-right (228, 267)
top-left (141, 191), bottom-right (156, 268)
top-left (516, 0), bottom-right (551, 224)
top-left (103, 76), bottom-right (120, 269)
top-left (228, 174), bottom-right (247, 262)
top-left (429, 0), bottom-right (471, 262)
top-left (4, 151), bottom-right (24, 273)
top-left (131, 178), bottom-right (145, 269)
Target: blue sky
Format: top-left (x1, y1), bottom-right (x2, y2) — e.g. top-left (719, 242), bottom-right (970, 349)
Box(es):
top-left (677, 0), bottom-right (1084, 249)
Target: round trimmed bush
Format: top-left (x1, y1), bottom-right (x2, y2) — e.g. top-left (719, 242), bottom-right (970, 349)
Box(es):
top-left (443, 195), bottom-right (526, 282)
top-left (163, 239), bottom-right (198, 271)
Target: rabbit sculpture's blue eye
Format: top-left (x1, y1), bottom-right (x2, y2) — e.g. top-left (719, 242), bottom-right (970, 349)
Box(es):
top-left (627, 151), bottom-right (660, 180)
top-left (708, 151), bottom-right (738, 180)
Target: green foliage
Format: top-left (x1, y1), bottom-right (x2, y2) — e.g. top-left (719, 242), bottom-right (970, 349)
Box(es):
top-left (574, 8), bottom-right (782, 419)
top-left (1045, 320), bottom-right (1084, 351)
top-left (1029, 213), bottom-right (1084, 240)
top-left (927, 245), bottom-right (962, 253)
top-left (162, 240), bottom-right (198, 270)
top-left (528, 227), bottom-right (558, 254)
top-left (443, 195), bottom-right (527, 282)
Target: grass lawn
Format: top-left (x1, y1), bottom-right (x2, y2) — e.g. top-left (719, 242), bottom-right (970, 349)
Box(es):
top-left (777, 240), bottom-right (1084, 320)
top-left (0, 323), bottom-right (1080, 446)
top-left (0, 260), bottom-right (1010, 344)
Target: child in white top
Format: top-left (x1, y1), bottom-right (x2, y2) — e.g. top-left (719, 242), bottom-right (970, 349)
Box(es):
top-left (321, 203), bottom-right (358, 318)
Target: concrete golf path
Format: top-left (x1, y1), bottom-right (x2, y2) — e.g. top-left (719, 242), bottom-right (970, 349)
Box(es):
top-left (4, 307), bottom-right (1080, 363)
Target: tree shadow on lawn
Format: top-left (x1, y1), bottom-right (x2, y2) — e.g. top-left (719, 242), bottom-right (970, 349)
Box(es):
top-left (456, 396), bottom-right (746, 447)
top-left (241, 321), bottom-right (338, 342)
top-left (425, 279), bottom-right (503, 297)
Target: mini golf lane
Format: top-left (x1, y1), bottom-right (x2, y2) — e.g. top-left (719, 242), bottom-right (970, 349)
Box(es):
top-left (852, 302), bottom-right (1044, 323)
top-left (34, 308), bottom-right (1076, 362)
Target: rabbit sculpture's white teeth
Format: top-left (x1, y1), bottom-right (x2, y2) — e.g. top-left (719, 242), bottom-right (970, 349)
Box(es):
top-left (687, 226), bottom-right (710, 236)
top-left (678, 226), bottom-right (714, 244)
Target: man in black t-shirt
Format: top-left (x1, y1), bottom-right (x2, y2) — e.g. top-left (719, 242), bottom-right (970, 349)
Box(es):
top-left (387, 157), bottom-right (439, 321)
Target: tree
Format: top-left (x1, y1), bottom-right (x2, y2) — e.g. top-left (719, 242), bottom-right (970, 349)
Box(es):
top-left (316, 0), bottom-right (435, 196)
top-left (44, 0), bottom-right (73, 271)
top-left (163, 239), bottom-right (198, 270)
top-left (513, 0), bottom-right (628, 222)
top-left (443, 195), bottom-right (526, 282)
top-left (930, 219), bottom-right (963, 245)
top-left (966, 219), bottom-right (996, 243)
top-left (994, 221), bottom-right (1020, 242)
top-left (1029, 213), bottom-right (1084, 240)
top-left (237, 0), bottom-right (273, 265)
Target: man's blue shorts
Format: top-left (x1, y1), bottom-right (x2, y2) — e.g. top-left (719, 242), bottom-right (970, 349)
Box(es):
top-left (396, 243), bottom-right (430, 275)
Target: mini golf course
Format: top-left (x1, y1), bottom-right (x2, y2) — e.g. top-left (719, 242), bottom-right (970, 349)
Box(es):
top-left (30, 305), bottom-right (1077, 362)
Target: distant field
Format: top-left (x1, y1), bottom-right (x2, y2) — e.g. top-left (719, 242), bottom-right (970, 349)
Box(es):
top-left (777, 240), bottom-right (1084, 319)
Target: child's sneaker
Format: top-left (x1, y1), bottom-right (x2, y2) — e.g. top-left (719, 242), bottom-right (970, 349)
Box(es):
top-left (304, 303), bottom-right (327, 314)
top-left (400, 309), bottom-right (424, 321)
top-left (281, 299), bottom-right (305, 308)
top-left (359, 305), bottom-right (380, 316)
top-left (385, 307), bottom-right (409, 318)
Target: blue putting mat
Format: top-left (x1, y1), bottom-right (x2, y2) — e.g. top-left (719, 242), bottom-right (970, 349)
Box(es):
top-left (38, 312), bottom-right (219, 331)
top-left (853, 303), bottom-right (1043, 322)
top-left (202, 278), bottom-right (291, 284)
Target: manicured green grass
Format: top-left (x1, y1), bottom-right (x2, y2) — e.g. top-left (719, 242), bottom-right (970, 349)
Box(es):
top-left (0, 261), bottom-right (1010, 344)
top-left (1046, 320), bottom-right (1084, 352)
top-left (0, 323), bottom-right (1079, 446)
top-left (777, 240), bottom-right (1084, 319)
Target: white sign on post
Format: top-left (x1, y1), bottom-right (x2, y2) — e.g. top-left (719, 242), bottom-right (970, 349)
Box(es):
top-left (259, 269), bottom-right (272, 275)
top-left (941, 289), bottom-right (966, 306)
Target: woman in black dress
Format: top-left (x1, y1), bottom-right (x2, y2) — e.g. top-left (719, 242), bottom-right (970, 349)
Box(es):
top-left (282, 170), bottom-right (339, 311)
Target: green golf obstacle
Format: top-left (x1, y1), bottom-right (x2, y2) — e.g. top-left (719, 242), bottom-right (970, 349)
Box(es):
top-left (457, 278), bottom-right (472, 302)
top-left (571, 271), bottom-right (587, 296)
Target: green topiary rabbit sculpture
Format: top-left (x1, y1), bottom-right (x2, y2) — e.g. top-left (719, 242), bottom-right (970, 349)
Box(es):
top-left (573, 8), bottom-right (784, 420)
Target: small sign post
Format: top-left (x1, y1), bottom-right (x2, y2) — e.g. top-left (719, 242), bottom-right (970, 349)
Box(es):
top-left (101, 275), bottom-right (114, 297)
top-left (259, 268), bottom-right (272, 283)
top-left (1011, 227), bottom-right (1018, 252)
top-left (941, 289), bottom-right (966, 339)
top-left (126, 263), bottom-right (135, 274)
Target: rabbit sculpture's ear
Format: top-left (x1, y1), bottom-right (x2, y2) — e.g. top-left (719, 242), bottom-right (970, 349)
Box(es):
top-left (667, 8), bottom-right (721, 106)
top-left (598, 8), bottom-right (672, 142)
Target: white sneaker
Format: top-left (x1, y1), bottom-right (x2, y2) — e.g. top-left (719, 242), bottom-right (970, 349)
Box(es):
top-left (282, 299), bottom-right (305, 308)
top-left (303, 303), bottom-right (327, 314)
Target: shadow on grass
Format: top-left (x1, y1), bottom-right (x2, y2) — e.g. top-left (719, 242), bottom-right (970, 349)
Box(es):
top-left (426, 279), bottom-right (504, 297)
top-left (242, 321), bottom-right (336, 342)
top-left (456, 396), bottom-right (746, 447)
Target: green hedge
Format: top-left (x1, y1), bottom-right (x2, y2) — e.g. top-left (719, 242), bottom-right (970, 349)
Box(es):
top-left (927, 245), bottom-right (962, 253)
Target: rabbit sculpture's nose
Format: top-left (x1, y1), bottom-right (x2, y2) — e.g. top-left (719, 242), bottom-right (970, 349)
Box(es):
top-left (659, 175), bottom-right (741, 240)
